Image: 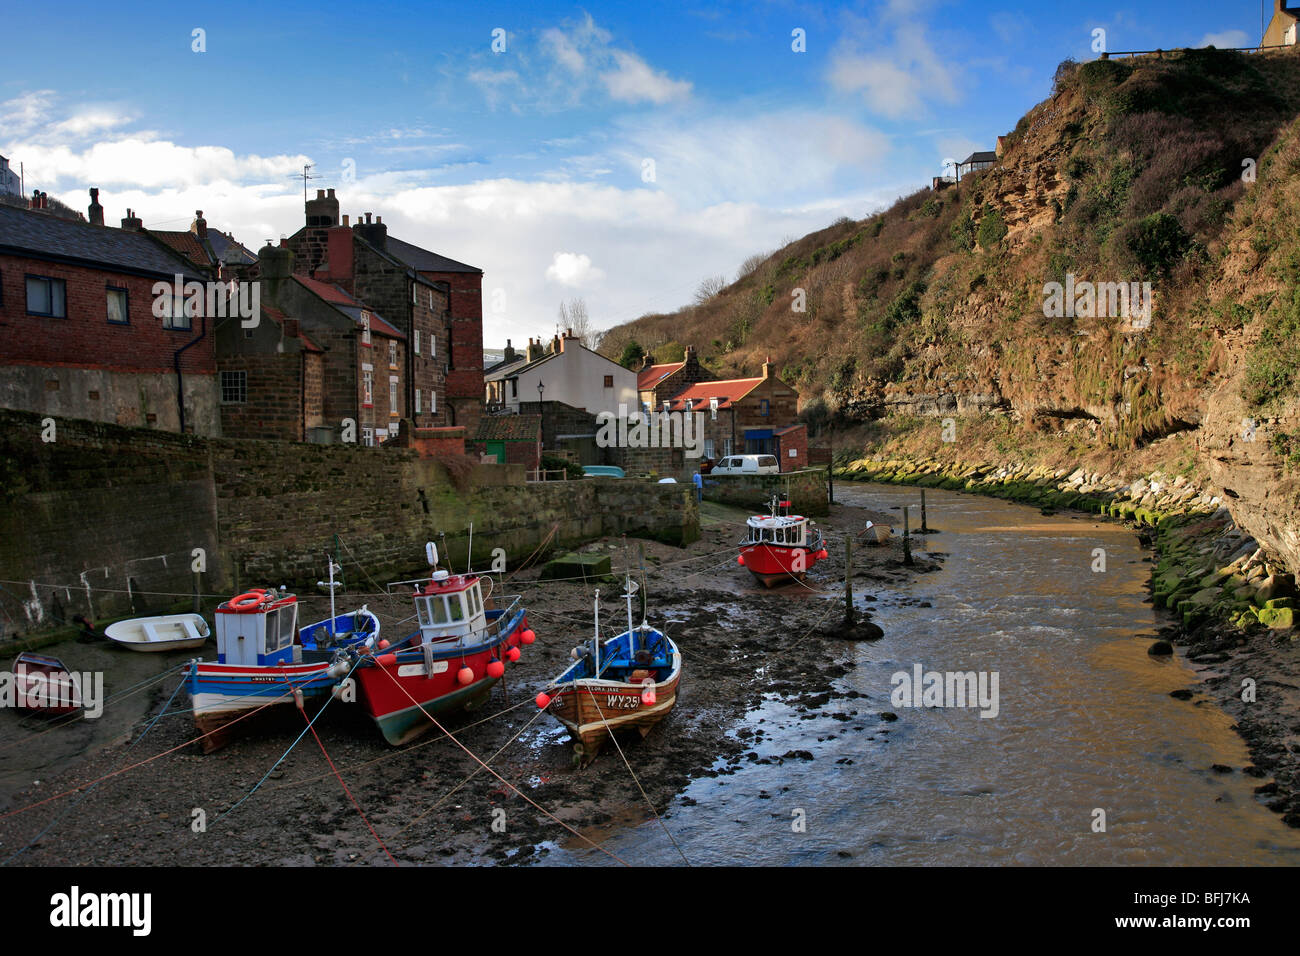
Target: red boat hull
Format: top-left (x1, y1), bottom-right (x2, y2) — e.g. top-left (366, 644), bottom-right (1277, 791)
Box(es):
top-left (739, 543), bottom-right (825, 587)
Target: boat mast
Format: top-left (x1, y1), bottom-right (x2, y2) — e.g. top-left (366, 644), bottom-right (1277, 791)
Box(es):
top-left (317, 557), bottom-right (340, 634)
top-left (593, 589), bottom-right (601, 675)
top-left (625, 574), bottom-right (635, 653)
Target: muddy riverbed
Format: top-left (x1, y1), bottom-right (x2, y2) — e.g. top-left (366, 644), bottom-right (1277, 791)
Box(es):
top-left (0, 497), bottom-right (915, 866)
top-left (5, 485), bottom-right (1299, 867)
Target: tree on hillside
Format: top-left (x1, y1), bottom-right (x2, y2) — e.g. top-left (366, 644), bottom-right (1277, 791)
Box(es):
top-left (557, 298), bottom-right (602, 349)
top-left (618, 340), bottom-right (645, 369)
top-left (694, 275), bottom-right (726, 304)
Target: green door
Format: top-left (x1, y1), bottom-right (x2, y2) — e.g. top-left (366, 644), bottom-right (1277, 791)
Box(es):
top-left (486, 440), bottom-right (506, 463)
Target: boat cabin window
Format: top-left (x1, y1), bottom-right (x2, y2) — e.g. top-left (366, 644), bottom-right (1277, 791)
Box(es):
top-left (280, 605), bottom-right (296, 647)
top-left (264, 609), bottom-right (281, 651)
top-left (447, 594), bottom-right (465, 622)
top-left (420, 596), bottom-right (450, 626)
top-left (467, 585), bottom-right (481, 616)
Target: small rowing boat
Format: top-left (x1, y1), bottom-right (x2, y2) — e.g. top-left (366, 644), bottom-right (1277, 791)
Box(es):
top-left (538, 576), bottom-right (681, 764)
top-left (12, 652), bottom-right (83, 715)
top-left (105, 613), bottom-right (210, 652)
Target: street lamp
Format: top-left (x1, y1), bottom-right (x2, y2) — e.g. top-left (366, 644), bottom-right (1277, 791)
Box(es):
top-left (537, 380), bottom-right (546, 463)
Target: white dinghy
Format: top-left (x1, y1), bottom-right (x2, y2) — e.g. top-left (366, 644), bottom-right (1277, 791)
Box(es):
top-left (105, 613), bottom-right (211, 652)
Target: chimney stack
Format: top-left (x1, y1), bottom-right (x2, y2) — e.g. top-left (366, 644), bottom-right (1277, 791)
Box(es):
top-left (304, 187), bottom-right (339, 228)
top-left (526, 338), bottom-right (543, 363)
top-left (503, 338), bottom-right (516, 363)
top-left (354, 211), bottom-right (388, 251)
top-left (88, 188), bottom-right (104, 226)
top-left (193, 210), bottom-right (207, 238)
top-left (121, 208), bottom-right (143, 231)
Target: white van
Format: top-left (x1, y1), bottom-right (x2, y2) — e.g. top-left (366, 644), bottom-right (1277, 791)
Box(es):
top-left (711, 454), bottom-right (780, 475)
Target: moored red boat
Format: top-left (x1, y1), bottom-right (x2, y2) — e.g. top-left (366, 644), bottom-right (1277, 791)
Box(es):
top-left (11, 652), bottom-right (83, 715)
top-left (737, 495), bottom-right (828, 588)
top-left (345, 542), bottom-right (533, 746)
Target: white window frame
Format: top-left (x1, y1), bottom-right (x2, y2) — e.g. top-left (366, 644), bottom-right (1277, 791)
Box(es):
top-left (389, 340), bottom-right (398, 368)
top-left (361, 312), bottom-right (371, 345)
top-left (431, 333), bottom-right (437, 358)
top-left (414, 329), bottom-right (421, 355)
top-left (431, 390), bottom-right (437, 414)
top-left (362, 368), bottom-right (373, 407)
top-left (415, 389), bottom-right (422, 414)
top-left (389, 375), bottom-right (399, 416)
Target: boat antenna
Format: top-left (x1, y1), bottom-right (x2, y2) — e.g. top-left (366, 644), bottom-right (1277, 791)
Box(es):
top-left (467, 521), bottom-right (473, 575)
top-left (316, 556), bottom-right (340, 634)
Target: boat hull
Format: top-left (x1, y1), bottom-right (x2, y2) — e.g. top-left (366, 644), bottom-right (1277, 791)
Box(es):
top-left (739, 542), bottom-right (825, 587)
top-left (13, 654), bottom-right (83, 715)
top-left (105, 613), bottom-right (209, 652)
top-left (547, 673), bottom-right (681, 757)
top-left (188, 661), bottom-right (342, 751)
top-left (351, 609), bottom-right (524, 746)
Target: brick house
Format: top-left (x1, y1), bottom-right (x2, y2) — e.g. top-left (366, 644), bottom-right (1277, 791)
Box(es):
top-left (636, 346), bottom-right (712, 412)
top-left (151, 210), bottom-right (258, 277)
top-left (0, 193), bottom-right (218, 434)
top-left (284, 190), bottom-right (479, 433)
top-left (216, 243), bottom-right (407, 445)
top-left (662, 359), bottom-right (802, 468)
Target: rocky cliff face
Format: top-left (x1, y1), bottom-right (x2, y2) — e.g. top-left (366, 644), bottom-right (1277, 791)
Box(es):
top-left (602, 49), bottom-right (1300, 574)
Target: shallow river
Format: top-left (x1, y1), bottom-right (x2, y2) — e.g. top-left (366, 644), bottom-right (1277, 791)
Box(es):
top-left (544, 483), bottom-right (1300, 866)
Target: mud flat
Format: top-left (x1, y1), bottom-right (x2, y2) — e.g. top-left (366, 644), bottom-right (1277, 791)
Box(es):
top-left (0, 497), bottom-right (933, 866)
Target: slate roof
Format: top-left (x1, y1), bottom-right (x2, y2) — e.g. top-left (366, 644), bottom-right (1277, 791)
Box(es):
top-left (637, 362), bottom-right (684, 391)
top-left (385, 235), bottom-right (481, 274)
top-left (474, 414), bottom-right (541, 442)
top-left (960, 150), bottom-right (997, 166)
top-left (0, 203), bottom-right (204, 281)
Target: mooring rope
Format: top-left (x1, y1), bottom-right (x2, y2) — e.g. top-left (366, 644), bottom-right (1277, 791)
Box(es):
top-left (366, 655), bottom-right (631, 866)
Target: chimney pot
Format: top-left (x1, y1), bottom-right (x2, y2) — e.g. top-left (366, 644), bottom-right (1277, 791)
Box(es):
top-left (316, 189), bottom-right (325, 199)
top-left (342, 214), bottom-right (349, 226)
top-left (366, 212), bottom-right (372, 224)
top-left (376, 215), bottom-right (382, 224)
top-left (327, 188), bottom-right (335, 198)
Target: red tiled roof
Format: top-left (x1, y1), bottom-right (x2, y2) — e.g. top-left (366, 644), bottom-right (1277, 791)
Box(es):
top-left (295, 274), bottom-right (357, 305)
top-left (637, 362), bottom-right (684, 391)
top-left (152, 230), bottom-right (209, 265)
top-left (774, 423), bottom-right (805, 436)
top-left (298, 332), bottom-right (324, 353)
top-left (664, 377), bottom-right (763, 411)
top-left (364, 312), bottom-right (405, 340)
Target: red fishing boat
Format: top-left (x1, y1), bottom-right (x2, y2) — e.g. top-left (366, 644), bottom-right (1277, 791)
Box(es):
top-left (737, 496), bottom-right (828, 588)
top-left (345, 542), bottom-right (533, 746)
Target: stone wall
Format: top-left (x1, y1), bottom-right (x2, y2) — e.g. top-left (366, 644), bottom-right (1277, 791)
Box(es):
top-left (0, 408), bottom-right (697, 637)
top-left (701, 467), bottom-right (829, 516)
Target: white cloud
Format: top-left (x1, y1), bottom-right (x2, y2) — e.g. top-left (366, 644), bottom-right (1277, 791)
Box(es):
top-left (601, 50), bottom-right (692, 104)
top-left (828, 20), bottom-right (962, 118)
top-left (1198, 30), bottom-right (1249, 49)
top-left (545, 251), bottom-right (605, 287)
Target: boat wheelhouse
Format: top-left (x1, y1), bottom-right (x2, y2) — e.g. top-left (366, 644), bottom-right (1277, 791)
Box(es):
top-left (737, 496), bottom-right (828, 588)
top-left (346, 543), bottom-right (532, 746)
top-left (186, 583), bottom-right (379, 750)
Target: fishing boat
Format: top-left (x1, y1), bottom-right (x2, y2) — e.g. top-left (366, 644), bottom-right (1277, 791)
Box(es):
top-left (11, 652), bottom-right (83, 715)
top-left (105, 613), bottom-right (210, 652)
top-left (538, 577), bottom-right (681, 764)
top-left (344, 542), bottom-right (532, 746)
top-left (186, 561), bottom-right (380, 750)
top-left (737, 495), bottom-right (828, 588)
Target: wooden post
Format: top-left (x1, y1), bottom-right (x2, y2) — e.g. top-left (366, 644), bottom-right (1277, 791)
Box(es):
top-left (903, 506), bottom-right (913, 566)
top-left (844, 536), bottom-right (854, 625)
top-left (920, 489), bottom-right (928, 534)
top-left (827, 427), bottom-right (834, 505)
top-left (193, 569), bottom-right (202, 613)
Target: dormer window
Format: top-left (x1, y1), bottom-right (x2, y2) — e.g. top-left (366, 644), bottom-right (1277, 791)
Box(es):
top-left (710, 397), bottom-right (719, 420)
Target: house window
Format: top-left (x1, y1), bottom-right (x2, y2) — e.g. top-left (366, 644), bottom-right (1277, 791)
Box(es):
top-left (389, 376), bottom-right (399, 416)
top-left (430, 333), bottom-right (437, 358)
top-left (724, 438), bottom-right (733, 456)
top-left (360, 313), bottom-right (371, 345)
top-left (760, 399), bottom-right (770, 417)
top-left (431, 390), bottom-right (437, 414)
top-left (160, 292), bottom-right (191, 331)
top-left (362, 426), bottom-right (375, 447)
top-left (604, 375), bottom-right (614, 388)
top-left (26, 275), bottom-right (66, 317)
top-left (220, 370), bottom-right (247, 404)
top-left (106, 286), bottom-right (129, 324)
top-left (414, 329), bottom-right (421, 355)
top-left (412, 285), bottom-right (418, 305)
top-left (389, 340), bottom-right (398, 368)
top-left (704, 438), bottom-right (715, 459)
top-left (710, 398), bottom-right (719, 421)
top-left (428, 290), bottom-right (434, 309)
top-left (415, 389), bottom-right (422, 414)
top-left (362, 370), bottom-right (373, 407)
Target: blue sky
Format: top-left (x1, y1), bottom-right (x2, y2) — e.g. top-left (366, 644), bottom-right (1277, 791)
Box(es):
top-left (0, 0), bottom-right (1269, 345)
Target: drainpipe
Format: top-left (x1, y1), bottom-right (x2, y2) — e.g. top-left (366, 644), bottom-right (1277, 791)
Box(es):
top-left (173, 299), bottom-right (208, 434)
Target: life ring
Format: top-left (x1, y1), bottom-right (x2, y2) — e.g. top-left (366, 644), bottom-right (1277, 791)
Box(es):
top-left (230, 589), bottom-right (266, 609)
